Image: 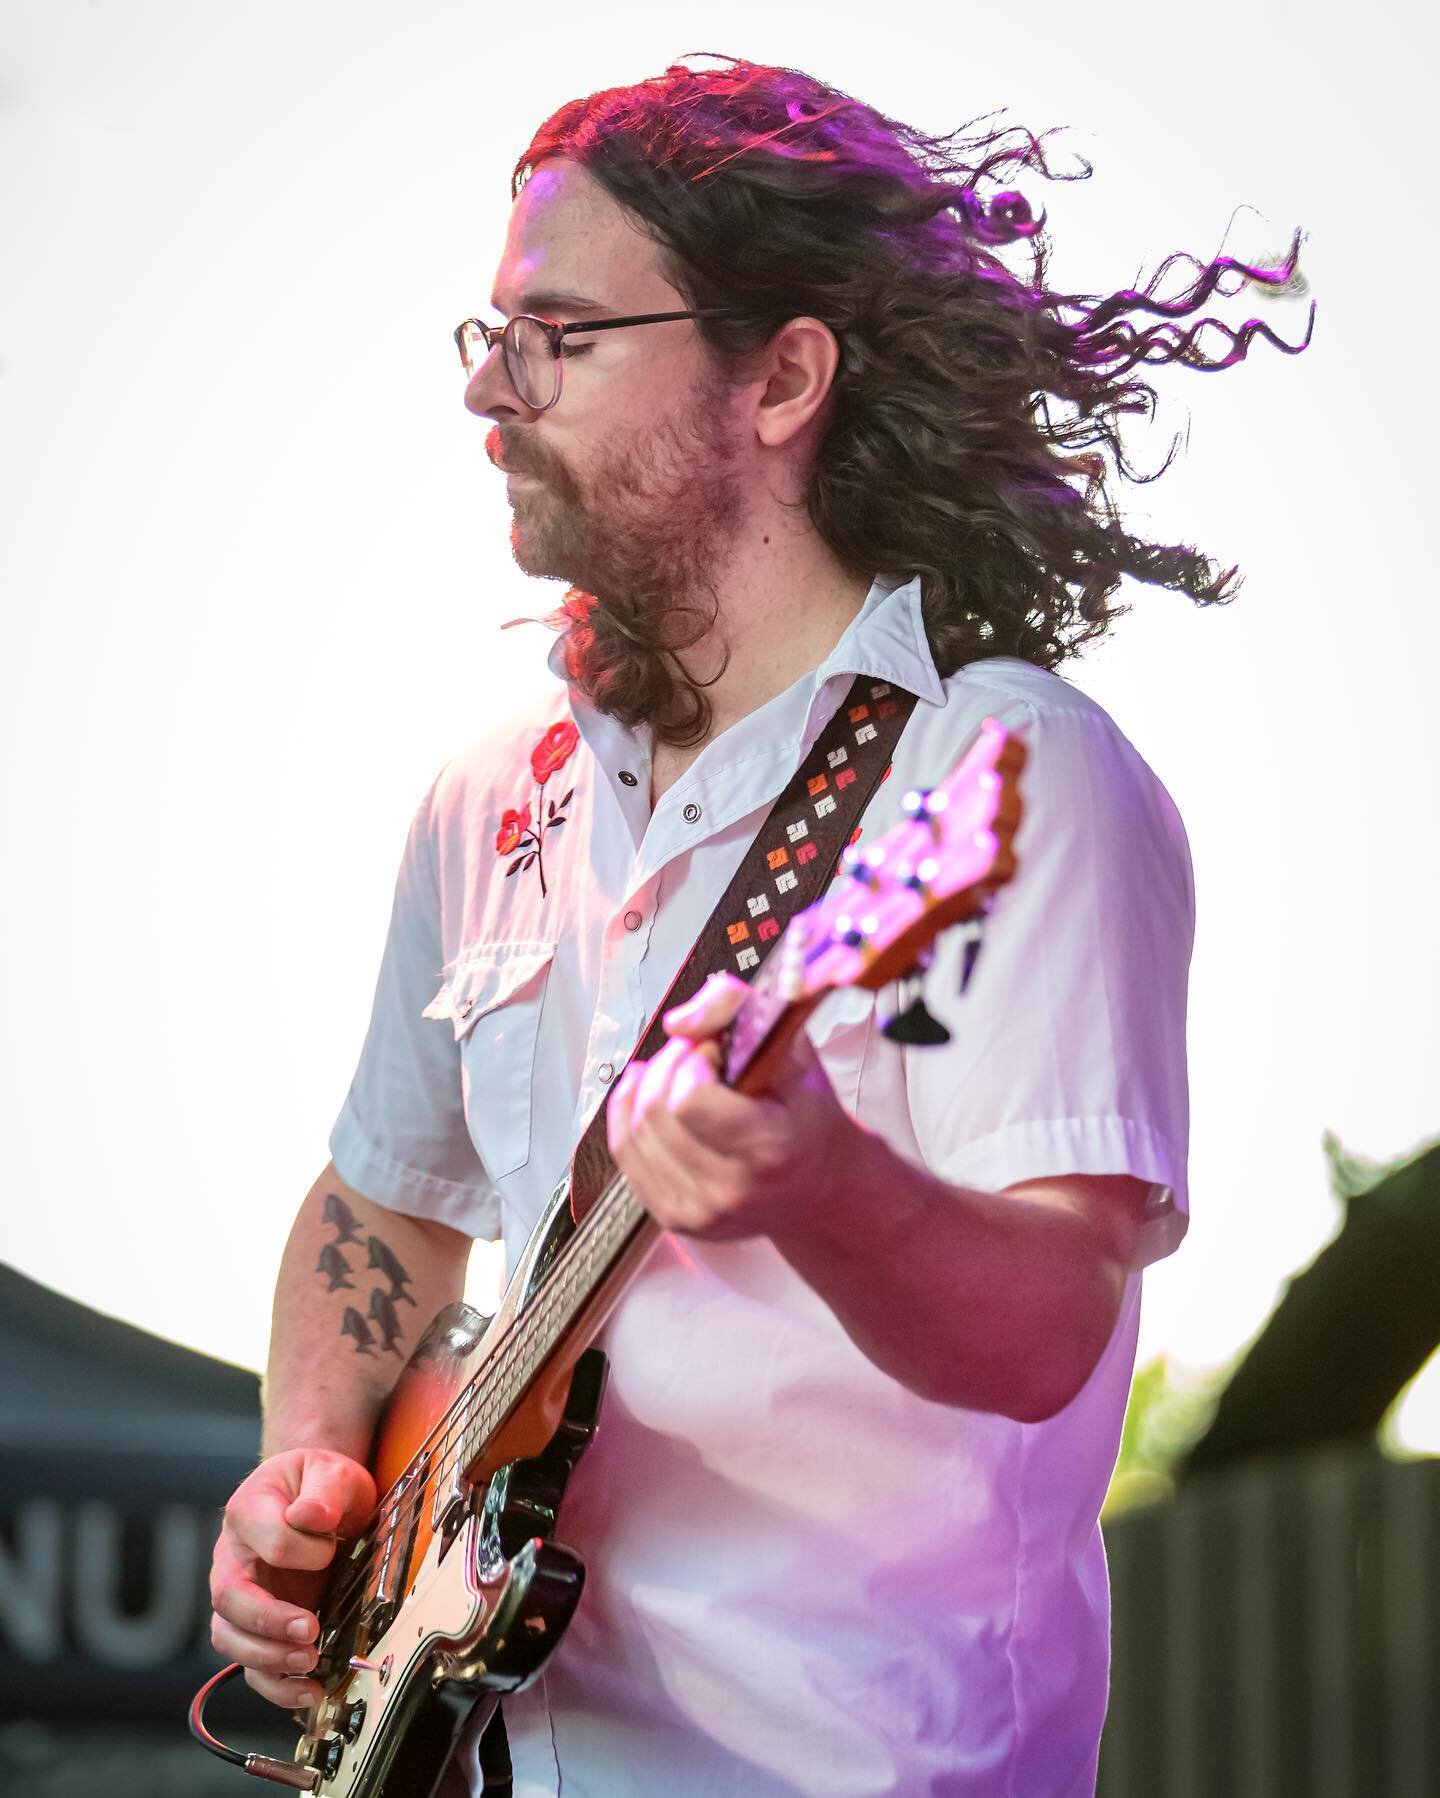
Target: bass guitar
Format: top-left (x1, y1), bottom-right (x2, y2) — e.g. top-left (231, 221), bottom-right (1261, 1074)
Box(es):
top-left (192, 715), bottom-right (1025, 1794)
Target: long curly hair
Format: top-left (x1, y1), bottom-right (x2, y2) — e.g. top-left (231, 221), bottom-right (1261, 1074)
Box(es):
top-left (514, 55), bottom-right (1313, 746)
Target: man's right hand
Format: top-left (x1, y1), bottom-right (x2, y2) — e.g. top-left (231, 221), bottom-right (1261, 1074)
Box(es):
top-left (210, 1448), bottom-right (378, 1708)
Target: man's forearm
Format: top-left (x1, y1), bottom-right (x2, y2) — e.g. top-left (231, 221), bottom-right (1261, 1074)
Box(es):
top-left (768, 1129), bottom-right (1129, 1422)
top-left (262, 1165), bottom-right (473, 1460)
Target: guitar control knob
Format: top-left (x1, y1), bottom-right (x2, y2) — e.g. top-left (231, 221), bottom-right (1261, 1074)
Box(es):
top-left (339, 1699), bottom-right (367, 1742)
top-left (306, 1734), bottom-right (344, 1779)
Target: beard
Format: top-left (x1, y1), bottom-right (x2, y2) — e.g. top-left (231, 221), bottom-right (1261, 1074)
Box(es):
top-left (489, 364), bottom-right (747, 736)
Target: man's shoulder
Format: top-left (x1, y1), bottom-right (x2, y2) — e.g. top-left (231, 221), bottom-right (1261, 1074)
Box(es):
top-left (428, 683), bottom-right (578, 816)
top-left (938, 656), bottom-right (1119, 731)
top-left (910, 655), bottom-right (1141, 767)
top-left (916, 656), bottom-right (1183, 827)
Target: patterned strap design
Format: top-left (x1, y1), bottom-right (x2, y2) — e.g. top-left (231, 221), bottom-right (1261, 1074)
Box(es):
top-left (569, 674), bottom-right (918, 1214)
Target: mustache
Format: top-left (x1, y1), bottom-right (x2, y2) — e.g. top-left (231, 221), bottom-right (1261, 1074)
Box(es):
top-left (486, 424), bottom-right (551, 480)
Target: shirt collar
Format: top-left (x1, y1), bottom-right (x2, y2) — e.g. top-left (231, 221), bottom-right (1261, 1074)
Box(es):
top-left (544, 571), bottom-right (945, 714)
top-left (808, 571), bottom-right (945, 706)
top-left (542, 574), bottom-right (947, 865)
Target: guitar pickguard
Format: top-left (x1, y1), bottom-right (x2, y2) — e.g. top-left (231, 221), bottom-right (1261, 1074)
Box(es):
top-left (287, 1181), bottom-right (608, 1797)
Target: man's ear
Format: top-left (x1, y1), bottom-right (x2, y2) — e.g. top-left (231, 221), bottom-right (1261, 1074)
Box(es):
top-left (753, 316), bottom-right (842, 451)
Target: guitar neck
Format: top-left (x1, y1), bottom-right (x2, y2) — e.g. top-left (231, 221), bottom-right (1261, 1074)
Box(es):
top-left (438, 715), bottom-right (1024, 1488)
top-left (447, 970), bottom-right (806, 1483)
top-left (450, 1173), bottom-right (654, 1481)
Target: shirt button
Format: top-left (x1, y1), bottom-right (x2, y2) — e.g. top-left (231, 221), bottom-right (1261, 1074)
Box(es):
top-left (682, 801), bottom-right (701, 823)
top-left (618, 770), bottom-right (639, 787)
top-left (623, 909), bottom-right (642, 931)
top-left (457, 998), bottom-right (474, 1019)
top-left (598, 1061), bottom-right (615, 1083)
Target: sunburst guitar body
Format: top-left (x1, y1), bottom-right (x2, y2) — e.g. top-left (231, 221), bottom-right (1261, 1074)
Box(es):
top-left (296, 1181), bottom-right (603, 1796)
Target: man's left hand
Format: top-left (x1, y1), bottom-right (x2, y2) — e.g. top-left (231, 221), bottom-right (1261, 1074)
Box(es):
top-left (607, 973), bottom-right (859, 1241)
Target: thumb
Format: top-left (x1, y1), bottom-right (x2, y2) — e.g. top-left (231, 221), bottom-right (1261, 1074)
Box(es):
top-left (283, 1451), bottom-right (377, 1538)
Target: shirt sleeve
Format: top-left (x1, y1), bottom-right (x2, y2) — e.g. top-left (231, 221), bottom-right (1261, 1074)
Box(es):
top-left (328, 784), bottom-right (502, 1238)
top-left (904, 693), bottom-right (1194, 1270)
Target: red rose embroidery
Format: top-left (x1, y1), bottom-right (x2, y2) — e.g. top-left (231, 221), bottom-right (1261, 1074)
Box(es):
top-left (531, 720), bottom-right (580, 786)
top-left (495, 805), bottom-right (531, 856)
top-left (497, 720), bottom-right (581, 900)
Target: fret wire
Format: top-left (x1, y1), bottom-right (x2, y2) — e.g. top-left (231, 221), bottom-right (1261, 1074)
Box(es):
top-left (324, 703), bottom-right (953, 1644)
top-left (321, 1171), bottom-right (648, 1642)
top-left (445, 1172), bottom-right (642, 1472)
top-left (333, 692), bottom-right (947, 1630)
top-left (447, 1174), bottom-right (642, 1473)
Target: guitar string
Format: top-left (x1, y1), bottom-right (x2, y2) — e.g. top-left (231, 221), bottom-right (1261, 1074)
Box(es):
top-left (309, 750), bottom-right (1012, 1661)
top-left (315, 1186), bottom-right (624, 1636)
top-left (314, 897), bottom-right (857, 1645)
top-left (314, 865), bottom-right (895, 1643)
top-left (312, 786), bottom-right (999, 1648)
top-left (316, 1194), bottom-right (628, 1639)
top-left (315, 1223), bottom-right (620, 1649)
top-left (314, 1171), bottom-right (644, 1649)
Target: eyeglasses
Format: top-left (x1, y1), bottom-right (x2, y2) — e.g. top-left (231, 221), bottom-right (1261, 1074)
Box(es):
top-left (453, 308), bottom-right (731, 412)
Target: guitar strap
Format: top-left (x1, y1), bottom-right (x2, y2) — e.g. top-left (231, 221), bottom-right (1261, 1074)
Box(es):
top-left (567, 670), bottom-right (919, 1217)
top-left (478, 673), bottom-right (919, 1793)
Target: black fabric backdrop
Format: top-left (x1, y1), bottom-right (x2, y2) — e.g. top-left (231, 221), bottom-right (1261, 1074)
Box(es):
top-left (0, 1261), bottom-right (284, 1757)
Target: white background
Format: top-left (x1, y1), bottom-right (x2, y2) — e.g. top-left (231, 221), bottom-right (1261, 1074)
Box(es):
top-left (3, 2), bottom-right (1436, 1441)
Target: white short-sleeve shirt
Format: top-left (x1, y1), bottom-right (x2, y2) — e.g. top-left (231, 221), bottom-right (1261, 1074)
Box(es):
top-left (330, 573), bottom-right (1193, 1797)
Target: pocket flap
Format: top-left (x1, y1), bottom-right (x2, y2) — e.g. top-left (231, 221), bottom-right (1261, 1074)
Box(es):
top-left (423, 940), bottom-right (556, 1040)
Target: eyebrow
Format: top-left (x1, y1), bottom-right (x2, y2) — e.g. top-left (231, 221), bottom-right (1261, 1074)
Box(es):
top-left (489, 289), bottom-right (609, 319)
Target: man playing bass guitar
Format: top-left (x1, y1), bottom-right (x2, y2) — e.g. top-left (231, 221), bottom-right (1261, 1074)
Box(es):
top-left (207, 54), bottom-right (1308, 1798)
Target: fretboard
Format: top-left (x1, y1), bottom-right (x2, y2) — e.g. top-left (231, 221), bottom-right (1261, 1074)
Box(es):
top-left (447, 970), bottom-right (789, 1477)
top-left (451, 1170), bottom-right (651, 1477)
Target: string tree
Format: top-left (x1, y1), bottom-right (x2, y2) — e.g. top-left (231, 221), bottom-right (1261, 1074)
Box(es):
top-left (881, 983), bottom-right (951, 1047)
top-left (880, 944), bottom-right (949, 1047)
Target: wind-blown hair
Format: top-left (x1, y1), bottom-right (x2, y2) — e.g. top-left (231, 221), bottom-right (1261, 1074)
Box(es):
top-left (515, 55), bottom-right (1313, 745)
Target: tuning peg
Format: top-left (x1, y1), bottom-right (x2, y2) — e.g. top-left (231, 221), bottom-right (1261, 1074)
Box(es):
top-left (881, 990), bottom-right (952, 1047)
top-left (900, 787), bottom-right (948, 843)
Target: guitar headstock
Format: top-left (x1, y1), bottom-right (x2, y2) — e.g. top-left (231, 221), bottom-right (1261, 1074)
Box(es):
top-left (723, 718), bottom-right (1026, 1087)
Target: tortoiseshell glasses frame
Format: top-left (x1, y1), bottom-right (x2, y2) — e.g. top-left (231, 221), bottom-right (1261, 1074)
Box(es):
top-left (454, 309), bottom-right (733, 412)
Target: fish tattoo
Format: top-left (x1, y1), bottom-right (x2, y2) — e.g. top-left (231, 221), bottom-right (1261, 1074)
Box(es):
top-left (341, 1308), bottom-right (376, 1356)
top-left (323, 1191), bottom-right (364, 1246)
top-left (368, 1288), bottom-right (406, 1357)
top-left (367, 1235), bottom-right (417, 1306)
top-left (315, 1243), bottom-right (355, 1292)
top-left (315, 1196), bottom-right (414, 1354)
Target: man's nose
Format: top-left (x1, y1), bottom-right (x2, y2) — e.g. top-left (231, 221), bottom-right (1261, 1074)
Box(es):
top-left (464, 345), bottom-right (537, 422)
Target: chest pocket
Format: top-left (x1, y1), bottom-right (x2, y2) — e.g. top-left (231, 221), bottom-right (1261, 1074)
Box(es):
top-left (423, 940), bottom-right (556, 1179)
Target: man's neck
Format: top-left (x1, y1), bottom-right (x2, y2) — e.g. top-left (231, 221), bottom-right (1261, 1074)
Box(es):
top-left (668, 527), bottom-right (873, 749)
top-left (647, 541), bottom-right (872, 807)
top-left (647, 560), bottom-right (870, 809)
